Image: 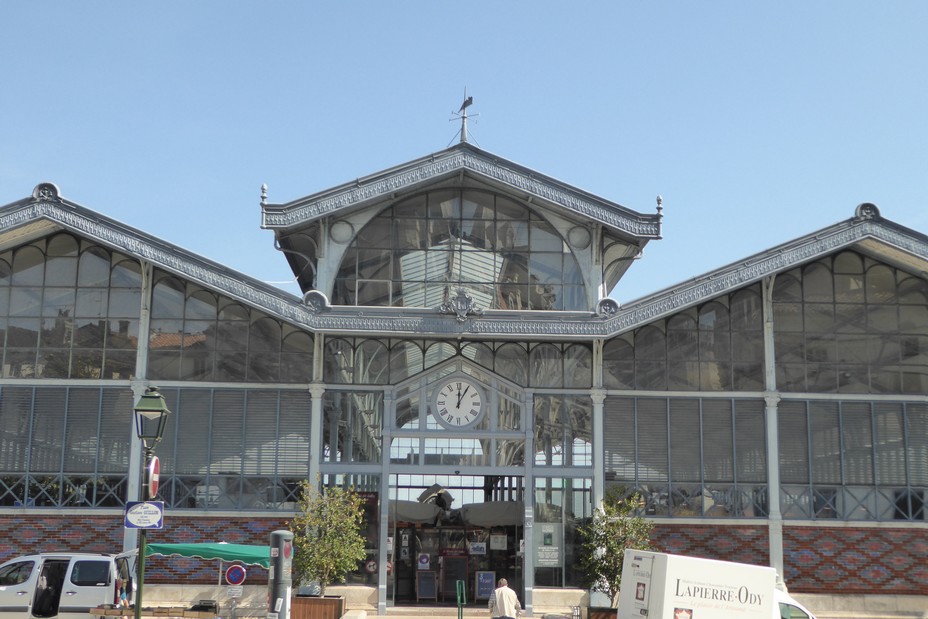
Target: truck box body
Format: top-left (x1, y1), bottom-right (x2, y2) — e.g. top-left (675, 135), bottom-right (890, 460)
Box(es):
top-left (617, 550), bottom-right (777, 619)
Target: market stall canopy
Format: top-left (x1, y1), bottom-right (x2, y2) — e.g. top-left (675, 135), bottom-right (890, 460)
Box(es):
top-left (146, 542), bottom-right (270, 568)
top-left (390, 499), bottom-right (442, 524)
top-left (459, 501), bottom-right (524, 527)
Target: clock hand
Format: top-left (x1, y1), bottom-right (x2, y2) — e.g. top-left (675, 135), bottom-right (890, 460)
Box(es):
top-left (457, 385), bottom-right (470, 408)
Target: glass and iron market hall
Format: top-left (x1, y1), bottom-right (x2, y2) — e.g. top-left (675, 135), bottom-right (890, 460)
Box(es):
top-left (0, 141), bottom-right (926, 611)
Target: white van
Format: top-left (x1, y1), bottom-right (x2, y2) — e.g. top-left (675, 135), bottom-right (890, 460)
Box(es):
top-left (617, 550), bottom-right (817, 619)
top-left (0, 552), bottom-right (135, 619)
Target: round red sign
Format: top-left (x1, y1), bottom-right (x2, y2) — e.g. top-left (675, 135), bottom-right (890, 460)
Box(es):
top-left (147, 456), bottom-right (160, 500)
top-left (225, 564), bottom-right (247, 586)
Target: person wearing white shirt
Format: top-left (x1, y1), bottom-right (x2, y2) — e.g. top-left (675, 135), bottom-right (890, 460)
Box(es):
top-left (488, 578), bottom-right (521, 619)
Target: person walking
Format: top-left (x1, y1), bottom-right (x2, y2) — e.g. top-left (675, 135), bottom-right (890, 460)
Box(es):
top-left (488, 578), bottom-right (521, 619)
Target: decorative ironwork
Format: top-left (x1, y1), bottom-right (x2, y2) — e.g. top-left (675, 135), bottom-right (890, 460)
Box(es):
top-left (302, 290), bottom-right (331, 313)
top-left (33, 182), bottom-right (60, 201)
top-left (855, 202), bottom-right (880, 220)
top-left (596, 298), bottom-right (620, 319)
top-left (261, 145), bottom-right (663, 239)
top-left (438, 288), bottom-right (485, 322)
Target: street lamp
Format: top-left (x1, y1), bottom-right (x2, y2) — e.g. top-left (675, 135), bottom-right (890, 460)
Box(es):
top-left (133, 386), bottom-right (171, 619)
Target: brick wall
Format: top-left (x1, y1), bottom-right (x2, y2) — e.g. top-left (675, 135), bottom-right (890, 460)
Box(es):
top-left (784, 526), bottom-right (928, 595)
top-left (650, 522), bottom-right (928, 595)
top-left (0, 513), bottom-right (287, 584)
top-left (650, 523), bottom-right (770, 565)
top-left (3, 515), bottom-right (926, 594)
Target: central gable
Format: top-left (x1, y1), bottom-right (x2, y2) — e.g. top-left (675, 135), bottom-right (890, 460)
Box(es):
top-left (261, 142), bottom-right (662, 240)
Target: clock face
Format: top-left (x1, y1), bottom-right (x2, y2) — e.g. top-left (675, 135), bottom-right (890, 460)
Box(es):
top-left (432, 378), bottom-right (484, 428)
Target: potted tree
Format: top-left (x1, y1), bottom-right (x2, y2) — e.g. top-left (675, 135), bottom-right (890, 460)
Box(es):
top-left (578, 488), bottom-right (654, 619)
top-left (289, 479), bottom-right (368, 619)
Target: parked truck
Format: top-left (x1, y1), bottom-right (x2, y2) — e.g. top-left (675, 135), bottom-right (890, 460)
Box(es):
top-left (617, 550), bottom-right (817, 619)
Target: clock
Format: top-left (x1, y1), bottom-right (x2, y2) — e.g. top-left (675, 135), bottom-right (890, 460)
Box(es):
top-left (432, 377), bottom-right (484, 428)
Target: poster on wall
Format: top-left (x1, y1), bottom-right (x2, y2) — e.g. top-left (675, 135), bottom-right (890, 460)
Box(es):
top-left (469, 542), bottom-right (487, 555)
top-left (534, 524), bottom-right (561, 567)
top-left (490, 534), bottom-right (507, 550)
top-left (476, 571), bottom-right (496, 600)
top-left (417, 553), bottom-right (430, 570)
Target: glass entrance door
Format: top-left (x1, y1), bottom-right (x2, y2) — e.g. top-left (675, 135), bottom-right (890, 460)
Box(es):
top-left (390, 521), bottom-right (523, 604)
top-left (388, 473), bottom-right (525, 605)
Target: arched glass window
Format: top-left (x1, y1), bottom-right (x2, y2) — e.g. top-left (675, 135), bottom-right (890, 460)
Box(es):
top-left (530, 343), bottom-right (563, 388)
top-left (667, 313), bottom-right (698, 390)
top-left (495, 342), bottom-right (528, 385)
top-left (334, 189), bottom-right (585, 310)
top-left (386, 341), bottom-right (419, 383)
top-left (564, 344), bottom-right (593, 388)
top-left (635, 326), bottom-right (666, 389)
top-left (602, 336), bottom-right (634, 389)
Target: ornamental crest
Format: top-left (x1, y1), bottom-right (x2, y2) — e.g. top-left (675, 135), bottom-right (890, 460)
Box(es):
top-left (438, 288), bottom-right (484, 322)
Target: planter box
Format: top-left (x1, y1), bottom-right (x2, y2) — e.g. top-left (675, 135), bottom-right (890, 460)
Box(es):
top-left (291, 596), bottom-right (345, 619)
top-left (588, 607), bottom-right (615, 619)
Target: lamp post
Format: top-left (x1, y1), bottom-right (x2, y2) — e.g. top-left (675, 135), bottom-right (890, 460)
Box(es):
top-left (133, 386), bottom-right (171, 619)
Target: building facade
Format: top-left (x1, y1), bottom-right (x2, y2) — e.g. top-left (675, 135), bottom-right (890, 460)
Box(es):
top-left (0, 143), bottom-right (926, 613)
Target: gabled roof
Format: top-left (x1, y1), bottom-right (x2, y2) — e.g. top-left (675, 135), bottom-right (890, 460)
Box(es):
top-left (261, 141), bottom-right (663, 241)
top-left (3, 186), bottom-right (924, 342)
top-left (0, 183), bottom-right (309, 327)
top-left (294, 203), bottom-right (928, 340)
top-left (608, 203), bottom-right (928, 333)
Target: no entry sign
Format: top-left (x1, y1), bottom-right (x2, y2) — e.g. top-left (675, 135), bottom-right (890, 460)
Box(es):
top-left (147, 456), bottom-right (160, 500)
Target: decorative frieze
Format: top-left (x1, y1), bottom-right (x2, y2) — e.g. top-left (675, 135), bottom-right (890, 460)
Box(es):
top-left (8, 194), bottom-right (927, 342)
top-left (262, 147), bottom-right (662, 238)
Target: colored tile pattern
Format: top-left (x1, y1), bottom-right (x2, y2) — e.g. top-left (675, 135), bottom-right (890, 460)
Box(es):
top-left (1, 516), bottom-right (926, 594)
top-left (784, 526), bottom-right (928, 594)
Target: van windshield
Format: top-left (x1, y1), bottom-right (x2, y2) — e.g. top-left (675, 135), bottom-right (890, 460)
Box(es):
top-left (0, 560), bottom-right (34, 585)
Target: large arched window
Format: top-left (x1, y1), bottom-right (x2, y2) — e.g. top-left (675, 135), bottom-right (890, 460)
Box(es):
top-left (333, 190), bottom-right (585, 310)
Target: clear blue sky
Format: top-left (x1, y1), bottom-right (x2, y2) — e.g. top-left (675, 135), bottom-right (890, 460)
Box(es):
top-left (3, 2), bottom-right (927, 304)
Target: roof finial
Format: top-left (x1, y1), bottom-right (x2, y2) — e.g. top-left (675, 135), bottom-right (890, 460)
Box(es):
top-left (452, 89), bottom-right (475, 144)
top-left (261, 183), bottom-right (268, 207)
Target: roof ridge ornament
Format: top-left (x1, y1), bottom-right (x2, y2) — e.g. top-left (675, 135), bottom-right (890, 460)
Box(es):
top-left (596, 298), bottom-right (620, 319)
top-left (450, 90), bottom-right (477, 146)
top-left (855, 202), bottom-right (880, 220)
top-left (439, 288), bottom-right (484, 322)
top-left (302, 290), bottom-right (331, 313)
top-left (33, 182), bottom-right (61, 202)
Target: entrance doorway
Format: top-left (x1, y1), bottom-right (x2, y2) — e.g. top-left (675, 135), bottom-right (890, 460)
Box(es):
top-left (392, 523), bottom-right (522, 604)
top-left (388, 475), bottom-right (524, 605)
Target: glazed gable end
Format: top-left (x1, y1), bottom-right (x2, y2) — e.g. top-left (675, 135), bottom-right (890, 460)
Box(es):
top-left (0, 183), bottom-right (312, 329)
top-left (606, 203), bottom-right (928, 335)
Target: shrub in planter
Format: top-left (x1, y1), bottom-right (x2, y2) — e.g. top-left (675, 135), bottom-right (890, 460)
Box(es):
top-left (289, 479), bottom-right (367, 598)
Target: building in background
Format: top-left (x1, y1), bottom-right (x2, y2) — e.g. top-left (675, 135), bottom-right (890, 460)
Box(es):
top-left (0, 142), bottom-right (925, 613)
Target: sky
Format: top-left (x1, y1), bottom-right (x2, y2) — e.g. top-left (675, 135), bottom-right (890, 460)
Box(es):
top-left (2, 2), bottom-right (928, 305)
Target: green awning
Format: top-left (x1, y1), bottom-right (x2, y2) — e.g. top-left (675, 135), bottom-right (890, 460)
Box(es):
top-left (146, 542), bottom-right (270, 568)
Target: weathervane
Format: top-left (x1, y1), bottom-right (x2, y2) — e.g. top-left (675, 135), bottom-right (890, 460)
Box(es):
top-left (450, 90), bottom-right (478, 145)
